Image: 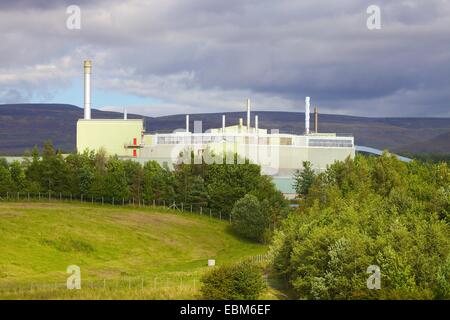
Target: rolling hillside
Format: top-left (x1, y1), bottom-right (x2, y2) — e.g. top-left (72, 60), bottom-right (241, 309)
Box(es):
top-left (400, 131), bottom-right (450, 154)
top-left (1, 103), bottom-right (449, 155)
top-left (0, 202), bottom-right (268, 299)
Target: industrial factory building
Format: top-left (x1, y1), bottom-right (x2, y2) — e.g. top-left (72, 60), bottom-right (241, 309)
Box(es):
top-left (77, 61), bottom-right (355, 196)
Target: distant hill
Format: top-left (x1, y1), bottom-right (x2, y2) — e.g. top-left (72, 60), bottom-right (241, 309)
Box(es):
top-left (1, 103), bottom-right (450, 155)
top-left (400, 131), bottom-right (450, 154)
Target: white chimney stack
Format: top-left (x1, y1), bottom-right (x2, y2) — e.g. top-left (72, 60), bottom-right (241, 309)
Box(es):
top-left (246, 98), bottom-right (251, 132)
top-left (222, 115), bottom-right (226, 133)
top-left (124, 108), bottom-right (127, 120)
top-left (305, 96), bottom-right (310, 135)
top-left (186, 115), bottom-right (190, 133)
top-left (83, 60), bottom-right (92, 120)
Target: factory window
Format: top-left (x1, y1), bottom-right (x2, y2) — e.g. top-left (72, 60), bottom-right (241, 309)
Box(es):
top-left (308, 139), bottom-right (353, 148)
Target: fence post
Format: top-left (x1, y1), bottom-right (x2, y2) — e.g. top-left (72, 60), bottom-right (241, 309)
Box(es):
top-left (153, 199), bottom-right (155, 208)
top-left (17, 192), bottom-right (19, 200)
top-left (181, 203), bottom-right (184, 212)
top-left (122, 198), bottom-right (124, 206)
top-left (27, 192), bottom-right (30, 201)
top-left (219, 212), bottom-right (222, 220)
top-left (200, 207), bottom-right (203, 215)
top-left (102, 197), bottom-right (104, 205)
top-left (190, 204), bottom-right (192, 213)
top-left (112, 197), bottom-right (114, 205)
top-left (209, 209), bottom-right (212, 218)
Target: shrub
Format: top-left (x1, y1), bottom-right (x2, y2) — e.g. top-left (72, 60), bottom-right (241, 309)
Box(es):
top-left (231, 194), bottom-right (269, 243)
top-left (200, 261), bottom-right (266, 300)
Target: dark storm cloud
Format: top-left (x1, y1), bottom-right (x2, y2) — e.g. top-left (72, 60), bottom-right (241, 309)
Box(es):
top-left (0, 0), bottom-right (449, 116)
top-left (0, 0), bottom-right (99, 10)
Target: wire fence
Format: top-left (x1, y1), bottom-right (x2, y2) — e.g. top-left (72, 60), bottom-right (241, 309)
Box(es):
top-left (0, 191), bottom-right (233, 223)
top-left (0, 275), bottom-right (201, 296)
top-left (0, 255), bottom-right (270, 297)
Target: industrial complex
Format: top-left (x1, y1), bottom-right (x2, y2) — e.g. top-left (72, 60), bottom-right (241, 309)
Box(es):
top-left (77, 61), bottom-right (355, 197)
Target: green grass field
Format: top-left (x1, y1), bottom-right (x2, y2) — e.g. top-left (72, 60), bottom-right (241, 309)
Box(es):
top-left (0, 201), bottom-right (277, 299)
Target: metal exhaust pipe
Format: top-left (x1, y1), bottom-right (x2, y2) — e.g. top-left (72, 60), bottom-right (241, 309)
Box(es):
top-left (83, 60), bottom-right (92, 120)
top-left (305, 96), bottom-right (310, 134)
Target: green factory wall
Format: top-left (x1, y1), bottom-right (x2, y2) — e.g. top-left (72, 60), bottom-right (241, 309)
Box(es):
top-left (77, 119), bottom-right (143, 157)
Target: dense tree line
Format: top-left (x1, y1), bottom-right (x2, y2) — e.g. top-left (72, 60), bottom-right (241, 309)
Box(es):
top-left (401, 152), bottom-right (450, 164)
top-left (271, 153), bottom-right (450, 299)
top-left (0, 141), bottom-right (286, 223)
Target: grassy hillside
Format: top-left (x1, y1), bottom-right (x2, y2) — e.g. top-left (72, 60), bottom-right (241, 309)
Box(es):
top-left (1, 103), bottom-right (450, 155)
top-left (0, 202), bottom-right (270, 299)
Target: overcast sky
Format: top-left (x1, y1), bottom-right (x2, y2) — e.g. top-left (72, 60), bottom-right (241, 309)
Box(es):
top-left (0, 0), bottom-right (449, 117)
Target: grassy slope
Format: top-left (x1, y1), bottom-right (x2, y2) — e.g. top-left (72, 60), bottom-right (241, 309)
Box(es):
top-left (0, 202), bottom-right (271, 299)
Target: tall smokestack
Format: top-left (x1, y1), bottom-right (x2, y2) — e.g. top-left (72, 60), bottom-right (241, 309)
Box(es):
top-left (314, 106), bottom-right (318, 133)
top-left (186, 115), bottom-right (190, 133)
top-left (124, 108), bottom-right (127, 120)
top-left (255, 115), bottom-right (259, 133)
top-left (247, 98), bottom-right (251, 132)
top-left (83, 60), bottom-right (92, 120)
top-left (222, 115), bottom-right (226, 133)
top-left (305, 96), bottom-right (310, 134)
